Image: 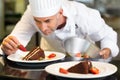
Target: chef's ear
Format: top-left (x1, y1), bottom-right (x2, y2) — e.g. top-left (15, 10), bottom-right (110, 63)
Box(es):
top-left (59, 8), bottom-right (63, 15)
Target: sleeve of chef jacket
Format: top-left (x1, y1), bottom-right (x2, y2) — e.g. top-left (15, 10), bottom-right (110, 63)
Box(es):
top-left (85, 8), bottom-right (119, 57)
top-left (10, 5), bottom-right (37, 46)
top-left (0, 5), bottom-right (37, 55)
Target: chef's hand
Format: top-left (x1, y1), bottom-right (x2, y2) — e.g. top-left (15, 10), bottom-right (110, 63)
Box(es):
top-left (99, 48), bottom-right (111, 59)
top-left (1, 36), bottom-right (20, 55)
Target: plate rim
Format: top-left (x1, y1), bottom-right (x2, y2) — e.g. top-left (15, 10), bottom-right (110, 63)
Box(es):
top-left (45, 61), bottom-right (117, 79)
top-left (7, 51), bottom-right (66, 63)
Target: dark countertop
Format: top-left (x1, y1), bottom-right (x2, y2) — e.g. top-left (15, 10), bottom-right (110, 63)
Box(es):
top-left (0, 56), bottom-right (120, 80)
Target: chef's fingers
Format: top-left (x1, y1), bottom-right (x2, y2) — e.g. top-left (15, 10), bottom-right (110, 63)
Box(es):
top-left (3, 39), bottom-right (18, 50)
top-left (1, 46), bottom-right (17, 55)
top-left (99, 52), bottom-right (109, 59)
top-left (102, 53), bottom-right (109, 59)
top-left (1, 36), bottom-right (18, 55)
top-left (1, 36), bottom-right (24, 55)
top-left (2, 37), bottom-right (18, 50)
top-left (8, 36), bottom-right (20, 45)
top-left (2, 42), bottom-right (14, 52)
top-left (3, 36), bottom-right (21, 47)
top-left (99, 48), bottom-right (111, 59)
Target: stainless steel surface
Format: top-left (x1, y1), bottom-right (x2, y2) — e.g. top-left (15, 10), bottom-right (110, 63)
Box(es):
top-left (64, 37), bottom-right (101, 59)
top-left (0, 56), bottom-right (119, 80)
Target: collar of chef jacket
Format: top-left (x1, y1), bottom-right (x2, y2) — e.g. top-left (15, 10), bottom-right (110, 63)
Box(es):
top-left (54, 2), bottom-right (78, 41)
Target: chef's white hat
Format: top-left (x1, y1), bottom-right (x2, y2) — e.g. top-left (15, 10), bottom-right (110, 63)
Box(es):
top-left (29, 0), bottom-right (63, 17)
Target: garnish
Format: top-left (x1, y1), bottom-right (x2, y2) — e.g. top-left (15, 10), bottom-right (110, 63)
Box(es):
top-left (17, 44), bottom-right (27, 52)
top-left (48, 53), bottom-right (56, 58)
top-left (90, 67), bottom-right (99, 74)
top-left (75, 52), bottom-right (81, 57)
top-left (59, 68), bottom-right (68, 74)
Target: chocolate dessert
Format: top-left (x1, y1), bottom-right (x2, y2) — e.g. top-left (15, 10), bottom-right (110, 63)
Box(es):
top-left (23, 46), bottom-right (45, 60)
top-left (67, 60), bottom-right (92, 74)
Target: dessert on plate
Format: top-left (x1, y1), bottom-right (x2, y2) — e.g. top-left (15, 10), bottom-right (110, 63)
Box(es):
top-left (22, 46), bottom-right (45, 60)
top-left (59, 60), bottom-right (99, 74)
top-left (67, 60), bottom-right (92, 74)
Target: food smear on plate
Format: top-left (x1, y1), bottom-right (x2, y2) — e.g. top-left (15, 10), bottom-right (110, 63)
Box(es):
top-left (22, 46), bottom-right (45, 60)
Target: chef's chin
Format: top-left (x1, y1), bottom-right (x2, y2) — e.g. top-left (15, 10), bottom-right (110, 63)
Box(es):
top-left (42, 31), bottom-right (53, 36)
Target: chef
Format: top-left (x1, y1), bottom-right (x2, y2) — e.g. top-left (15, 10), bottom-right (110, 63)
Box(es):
top-left (0, 0), bottom-right (119, 60)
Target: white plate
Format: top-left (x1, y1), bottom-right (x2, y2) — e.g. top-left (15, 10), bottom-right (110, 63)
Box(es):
top-left (45, 61), bottom-right (117, 79)
top-left (7, 51), bottom-right (65, 63)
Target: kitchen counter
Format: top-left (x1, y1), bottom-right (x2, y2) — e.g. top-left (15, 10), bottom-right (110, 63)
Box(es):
top-left (0, 56), bottom-right (120, 80)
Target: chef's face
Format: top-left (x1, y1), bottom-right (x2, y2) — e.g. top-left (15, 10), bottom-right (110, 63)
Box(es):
top-left (34, 12), bottom-right (61, 35)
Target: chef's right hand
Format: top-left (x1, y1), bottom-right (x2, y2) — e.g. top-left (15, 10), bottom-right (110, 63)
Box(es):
top-left (1, 36), bottom-right (20, 55)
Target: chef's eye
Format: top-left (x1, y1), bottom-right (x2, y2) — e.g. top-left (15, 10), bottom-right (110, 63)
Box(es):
top-left (45, 19), bottom-right (50, 23)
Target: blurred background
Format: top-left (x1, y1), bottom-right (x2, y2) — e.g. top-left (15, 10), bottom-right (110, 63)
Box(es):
top-left (0, 0), bottom-right (120, 60)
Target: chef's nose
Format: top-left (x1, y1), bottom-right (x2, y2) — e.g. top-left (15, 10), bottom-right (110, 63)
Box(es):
top-left (40, 23), bottom-right (48, 31)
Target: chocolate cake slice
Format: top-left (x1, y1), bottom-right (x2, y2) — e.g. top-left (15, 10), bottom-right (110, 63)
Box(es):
top-left (67, 60), bottom-right (92, 74)
top-left (23, 46), bottom-right (45, 60)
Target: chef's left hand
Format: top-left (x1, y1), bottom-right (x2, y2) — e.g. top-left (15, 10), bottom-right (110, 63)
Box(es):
top-left (99, 48), bottom-right (111, 59)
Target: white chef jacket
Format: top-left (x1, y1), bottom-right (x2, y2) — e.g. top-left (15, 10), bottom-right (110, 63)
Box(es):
top-left (0, 1), bottom-right (119, 58)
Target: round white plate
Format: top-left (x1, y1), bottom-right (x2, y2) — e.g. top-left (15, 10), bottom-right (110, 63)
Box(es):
top-left (45, 61), bottom-right (117, 79)
top-left (7, 51), bottom-right (65, 63)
